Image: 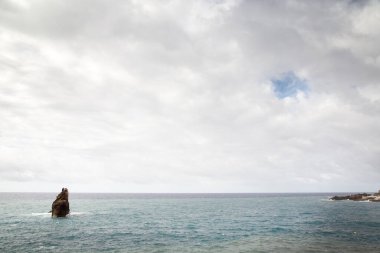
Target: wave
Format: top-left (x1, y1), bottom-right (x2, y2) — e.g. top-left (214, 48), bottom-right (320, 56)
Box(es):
top-left (69, 211), bottom-right (88, 216)
top-left (26, 211), bottom-right (89, 217)
top-left (30, 212), bottom-right (51, 217)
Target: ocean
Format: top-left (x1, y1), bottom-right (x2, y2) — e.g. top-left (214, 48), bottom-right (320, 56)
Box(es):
top-left (0, 193), bottom-right (379, 252)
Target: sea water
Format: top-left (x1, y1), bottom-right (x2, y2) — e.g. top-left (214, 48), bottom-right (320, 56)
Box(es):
top-left (0, 193), bottom-right (379, 252)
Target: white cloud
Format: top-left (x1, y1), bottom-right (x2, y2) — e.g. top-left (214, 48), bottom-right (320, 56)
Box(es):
top-left (0, 0), bottom-right (379, 192)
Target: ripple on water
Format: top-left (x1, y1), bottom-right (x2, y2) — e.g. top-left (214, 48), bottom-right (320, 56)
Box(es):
top-left (0, 193), bottom-right (379, 252)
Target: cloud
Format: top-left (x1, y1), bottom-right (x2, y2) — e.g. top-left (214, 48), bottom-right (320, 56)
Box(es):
top-left (0, 0), bottom-right (379, 192)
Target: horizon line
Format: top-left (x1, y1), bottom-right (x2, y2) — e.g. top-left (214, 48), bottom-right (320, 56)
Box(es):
top-left (0, 191), bottom-right (376, 194)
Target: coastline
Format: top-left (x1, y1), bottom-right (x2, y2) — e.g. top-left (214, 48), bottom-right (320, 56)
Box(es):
top-left (330, 190), bottom-right (380, 202)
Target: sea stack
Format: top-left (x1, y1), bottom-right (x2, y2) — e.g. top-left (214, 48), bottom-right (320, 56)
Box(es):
top-left (51, 188), bottom-right (70, 217)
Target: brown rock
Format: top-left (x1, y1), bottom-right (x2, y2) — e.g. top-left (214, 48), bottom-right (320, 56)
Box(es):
top-left (348, 193), bottom-right (370, 201)
top-left (51, 188), bottom-right (70, 217)
top-left (330, 192), bottom-right (376, 202)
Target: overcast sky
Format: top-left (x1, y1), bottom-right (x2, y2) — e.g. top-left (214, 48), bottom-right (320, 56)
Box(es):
top-left (1, 0), bottom-right (379, 193)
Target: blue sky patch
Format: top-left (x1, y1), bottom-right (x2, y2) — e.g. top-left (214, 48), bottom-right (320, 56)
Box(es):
top-left (271, 72), bottom-right (309, 99)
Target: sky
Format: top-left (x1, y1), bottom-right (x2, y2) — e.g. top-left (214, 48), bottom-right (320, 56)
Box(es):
top-left (0, 0), bottom-right (379, 193)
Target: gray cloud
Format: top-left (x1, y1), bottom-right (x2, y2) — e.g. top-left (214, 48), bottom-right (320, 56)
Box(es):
top-left (0, 0), bottom-right (379, 192)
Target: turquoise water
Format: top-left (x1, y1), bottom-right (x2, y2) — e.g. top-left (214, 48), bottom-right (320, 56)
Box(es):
top-left (0, 193), bottom-right (380, 252)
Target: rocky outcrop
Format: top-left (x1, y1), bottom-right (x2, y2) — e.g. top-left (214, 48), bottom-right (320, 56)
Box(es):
top-left (330, 193), bottom-right (369, 201)
top-left (330, 191), bottom-right (380, 202)
top-left (51, 188), bottom-right (70, 217)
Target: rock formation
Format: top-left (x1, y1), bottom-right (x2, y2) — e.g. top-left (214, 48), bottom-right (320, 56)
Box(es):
top-left (330, 190), bottom-right (380, 202)
top-left (51, 188), bottom-right (70, 217)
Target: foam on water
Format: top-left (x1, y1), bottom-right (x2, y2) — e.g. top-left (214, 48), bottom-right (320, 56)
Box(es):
top-left (30, 212), bottom-right (51, 217)
top-left (69, 211), bottom-right (88, 216)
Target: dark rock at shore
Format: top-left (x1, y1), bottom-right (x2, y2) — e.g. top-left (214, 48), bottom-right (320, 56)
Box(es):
top-left (330, 193), bottom-right (369, 201)
top-left (330, 191), bottom-right (380, 202)
top-left (330, 195), bottom-right (349, 201)
top-left (51, 188), bottom-right (70, 217)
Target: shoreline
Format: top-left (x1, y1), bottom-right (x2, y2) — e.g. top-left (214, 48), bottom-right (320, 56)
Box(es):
top-left (330, 191), bottom-right (380, 202)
